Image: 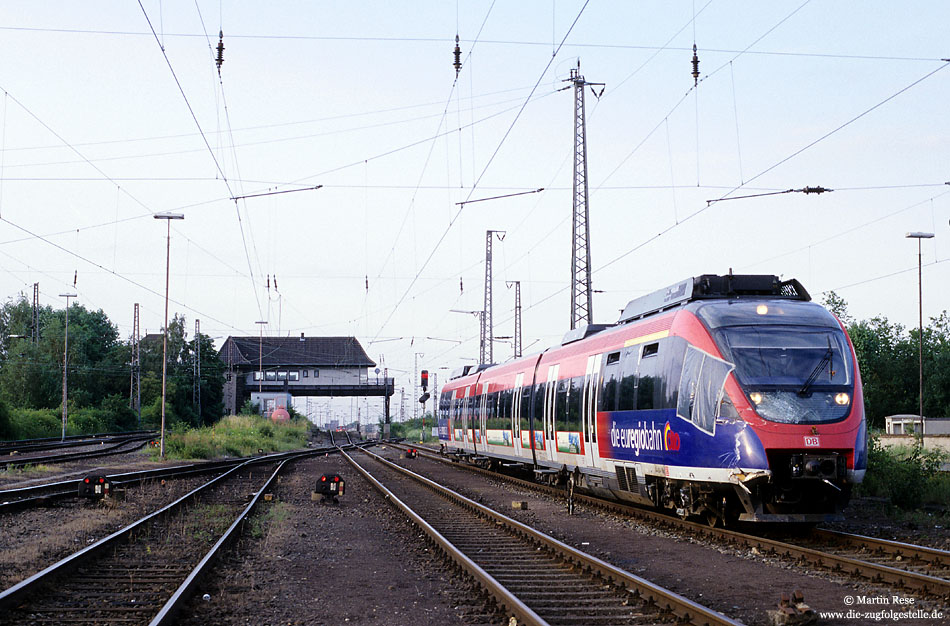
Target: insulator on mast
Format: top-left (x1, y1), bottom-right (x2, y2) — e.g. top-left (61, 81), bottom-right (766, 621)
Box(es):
top-left (691, 43), bottom-right (700, 86)
top-left (453, 34), bottom-right (462, 77)
top-left (216, 31), bottom-right (225, 74)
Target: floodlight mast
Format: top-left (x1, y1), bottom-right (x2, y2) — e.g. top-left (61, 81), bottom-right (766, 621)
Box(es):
top-left (154, 212), bottom-right (184, 458)
top-left (906, 231), bottom-right (935, 436)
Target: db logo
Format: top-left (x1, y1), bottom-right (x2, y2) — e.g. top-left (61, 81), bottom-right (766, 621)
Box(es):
top-left (803, 436), bottom-right (820, 447)
top-left (664, 422), bottom-right (681, 451)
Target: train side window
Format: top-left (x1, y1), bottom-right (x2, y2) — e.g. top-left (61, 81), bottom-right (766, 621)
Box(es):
top-left (500, 388), bottom-right (512, 420)
top-left (658, 337), bottom-right (687, 409)
top-left (636, 343), bottom-right (659, 411)
top-left (676, 345), bottom-right (734, 434)
top-left (554, 378), bottom-right (568, 431)
top-left (567, 375), bottom-right (583, 432)
top-left (618, 347), bottom-right (639, 411)
top-left (599, 352), bottom-right (620, 413)
top-left (533, 382), bottom-right (545, 429)
top-left (521, 384), bottom-right (533, 435)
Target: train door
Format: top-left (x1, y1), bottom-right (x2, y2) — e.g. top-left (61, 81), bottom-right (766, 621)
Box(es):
top-left (512, 373), bottom-right (524, 458)
top-left (478, 383), bottom-right (488, 450)
top-left (464, 385), bottom-right (474, 448)
top-left (542, 364), bottom-right (559, 462)
top-left (582, 354), bottom-right (602, 468)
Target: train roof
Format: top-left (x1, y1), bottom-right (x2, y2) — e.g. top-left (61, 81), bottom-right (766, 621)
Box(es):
top-left (617, 274), bottom-right (809, 325)
top-left (444, 273), bottom-right (810, 382)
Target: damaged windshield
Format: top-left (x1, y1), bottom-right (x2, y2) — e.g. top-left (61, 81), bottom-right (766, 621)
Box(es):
top-left (715, 326), bottom-right (850, 388)
top-left (695, 300), bottom-right (855, 424)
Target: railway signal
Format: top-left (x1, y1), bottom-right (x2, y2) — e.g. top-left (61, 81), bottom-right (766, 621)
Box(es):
top-left (78, 475), bottom-right (111, 499)
top-left (314, 473), bottom-right (345, 504)
top-left (420, 369), bottom-right (428, 391)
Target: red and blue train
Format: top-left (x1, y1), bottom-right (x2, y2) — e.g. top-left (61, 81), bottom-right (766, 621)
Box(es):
top-left (437, 274), bottom-right (867, 524)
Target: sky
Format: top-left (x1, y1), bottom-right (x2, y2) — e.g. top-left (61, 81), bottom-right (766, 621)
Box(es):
top-left (0, 2), bottom-right (948, 424)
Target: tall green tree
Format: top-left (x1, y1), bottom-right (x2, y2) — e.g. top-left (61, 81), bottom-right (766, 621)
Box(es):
top-left (0, 298), bottom-right (226, 434)
top-left (822, 291), bottom-right (949, 428)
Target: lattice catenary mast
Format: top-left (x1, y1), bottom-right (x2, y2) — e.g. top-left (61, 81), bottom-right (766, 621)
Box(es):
top-left (506, 280), bottom-right (522, 358)
top-left (566, 61), bottom-right (603, 329)
top-left (482, 230), bottom-right (505, 364)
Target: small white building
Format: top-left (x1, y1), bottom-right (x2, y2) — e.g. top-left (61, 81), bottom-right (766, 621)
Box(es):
top-left (885, 415), bottom-right (950, 435)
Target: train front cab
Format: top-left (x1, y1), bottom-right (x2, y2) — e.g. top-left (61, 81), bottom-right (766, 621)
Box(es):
top-left (686, 298), bottom-right (866, 523)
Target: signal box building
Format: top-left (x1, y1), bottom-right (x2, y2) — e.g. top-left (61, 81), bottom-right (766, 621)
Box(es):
top-left (219, 334), bottom-right (394, 418)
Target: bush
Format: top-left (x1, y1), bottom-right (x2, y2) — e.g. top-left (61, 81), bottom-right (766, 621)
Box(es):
top-left (141, 396), bottom-right (179, 430)
top-left (0, 399), bottom-right (12, 439)
top-left (859, 436), bottom-right (945, 509)
top-left (100, 394), bottom-right (139, 431)
top-left (69, 407), bottom-right (109, 434)
top-left (8, 408), bottom-right (61, 439)
top-left (238, 400), bottom-right (259, 415)
top-left (151, 414), bottom-right (309, 461)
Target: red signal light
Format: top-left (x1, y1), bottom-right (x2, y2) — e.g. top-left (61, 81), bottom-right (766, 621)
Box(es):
top-left (332, 476), bottom-right (339, 482)
top-left (83, 478), bottom-right (90, 484)
top-left (99, 478), bottom-right (105, 484)
top-left (321, 476), bottom-right (327, 482)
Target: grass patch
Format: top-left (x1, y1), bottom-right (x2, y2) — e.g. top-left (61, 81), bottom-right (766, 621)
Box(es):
top-left (150, 414), bottom-right (309, 461)
top-left (177, 503), bottom-right (235, 544)
top-left (7, 463), bottom-right (56, 475)
top-left (248, 501), bottom-right (291, 539)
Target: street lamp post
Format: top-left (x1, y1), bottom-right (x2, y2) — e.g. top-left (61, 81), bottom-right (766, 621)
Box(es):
top-left (154, 212), bottom-right (184, 459)
top-left (59, 293), bottom-right (77, 441)
top-left (906, 231), bottom-right (934, 437)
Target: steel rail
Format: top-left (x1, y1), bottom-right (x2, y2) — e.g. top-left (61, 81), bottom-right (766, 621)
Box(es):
top-left (353, 446), bottom-right (742, 626)
top-left (810, 528), bottom-right (950, 567)
top-left (0, 430), bottom-right (155, 451)
top-left (149, 456), bottom-right (296, 625)
top-left (0, 447), bottom-right (336, 513)
top-left (0, 434), bottom-right (153, 470)
top-left (0, 446), bottom-right (337, 618)
top-left (340, 447), bottom-right (547, 626)
top-left (395, 443), bottom-right (950, 598)
top-left (0, 459), bottom-right (257, 611)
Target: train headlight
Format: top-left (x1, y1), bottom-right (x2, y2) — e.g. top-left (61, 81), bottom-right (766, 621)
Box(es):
top-left (749, 392), bottom-right (763, 405)
top-left (834, 393), bottom-right (850, 406)
top-left (756, 304), bottom-right (769, 315)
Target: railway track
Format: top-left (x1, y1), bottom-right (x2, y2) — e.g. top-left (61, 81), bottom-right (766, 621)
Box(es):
top-left (0, 453), bottom-right (307, 625)
top-left (0, 441), bottom-right (377, 624)
top-left (0, 431), bottom-right (156, 456)
top-left (393, 443), bottom-right (950, 601)
top-left (0, 434), bottom-right (154, 470)
top-left (0, 457), bottom-right (274, 514)
top-left (345, 446), bottom-right (741, 626)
